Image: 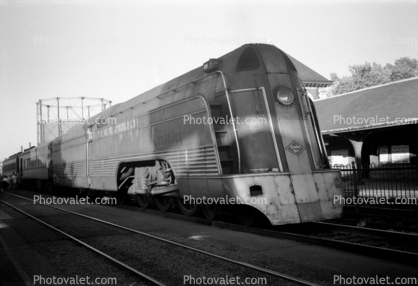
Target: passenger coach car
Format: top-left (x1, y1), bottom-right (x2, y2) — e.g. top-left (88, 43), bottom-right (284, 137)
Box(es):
top-left (3, 44), bottom-right (344, 226)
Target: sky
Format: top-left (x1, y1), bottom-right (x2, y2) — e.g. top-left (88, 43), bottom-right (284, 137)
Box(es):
top-left (0, 0), bottom-right (417, 164)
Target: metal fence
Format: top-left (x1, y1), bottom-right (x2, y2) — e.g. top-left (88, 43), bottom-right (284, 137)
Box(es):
top-left (333, 162), bottom-right (418, 203)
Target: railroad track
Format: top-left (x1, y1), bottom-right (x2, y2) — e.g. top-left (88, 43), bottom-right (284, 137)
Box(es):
top-left (275, 221), bottom-right (417, 258)
top-left (117, 194), bottom-right (418, 264)
top-left (5, 189), bottom-right (418, 266)
top-left (212, 221), bottom-right (418, 264)
top-left (324, 218), bottom-right (418, 234)
top-left (0, 197), bottom-right (162, 286)
top-left (0, 191), bottom-right (323, 286)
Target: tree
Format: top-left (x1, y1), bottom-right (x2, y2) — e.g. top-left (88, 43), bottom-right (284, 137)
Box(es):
top-left (330, 56), bottom-right (418, 96)
top-left (331, 62), bottom-right (391, 95)
top-left (385, 57), bottom-right (418, 82)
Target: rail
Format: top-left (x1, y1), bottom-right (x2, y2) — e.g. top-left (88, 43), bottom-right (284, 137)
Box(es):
top-left (0, 198), bottom-right (165, 286)
top-left (2, 191), bottom-right (322, 286)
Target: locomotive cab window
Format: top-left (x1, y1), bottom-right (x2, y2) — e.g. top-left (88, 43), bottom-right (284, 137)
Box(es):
top-left (236, 47), bottom-right (260, 72)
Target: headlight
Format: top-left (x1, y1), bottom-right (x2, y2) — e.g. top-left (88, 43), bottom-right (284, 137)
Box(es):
top-left (276, 88), bottom-right (294, 106)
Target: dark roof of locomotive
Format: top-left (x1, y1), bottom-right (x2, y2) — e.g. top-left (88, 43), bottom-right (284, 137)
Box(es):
top-left (314, 77), bottom-right (418, 134)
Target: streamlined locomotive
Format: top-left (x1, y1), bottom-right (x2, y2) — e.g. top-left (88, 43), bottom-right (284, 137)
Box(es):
top-left (3, 44), bottom-right (344, 225)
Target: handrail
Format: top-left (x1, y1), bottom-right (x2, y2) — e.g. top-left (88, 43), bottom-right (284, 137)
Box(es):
top-left (220, 74), bottom-right (241, 173)
top-left (297, 87), bottom-right (319, 170)
top-left (260, 87), bottom-right (283, 172)
top-left (306, 95), bottom-right (329, 168)
top-left (110, 71), bottom-right (241, 174)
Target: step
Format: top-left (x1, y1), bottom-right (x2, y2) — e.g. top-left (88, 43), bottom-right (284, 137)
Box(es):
top-left (220, 159), bottom-right (234, 175)
top-left (217, 145), bottom-right (231, 149)
top-left (211, 116), bottom-right (226, 123)
top-left (222, 167), bottom-right (232, 175)
top-left (217, 145), bottom-right (231, 160)
top-left (210, 103), bottom-right (224, 118)
top-left (215, 130), bottom-right (228, 145)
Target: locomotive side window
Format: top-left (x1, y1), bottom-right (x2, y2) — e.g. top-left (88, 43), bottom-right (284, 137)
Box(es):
top-left (237, 47), bottom-right (260, 72)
